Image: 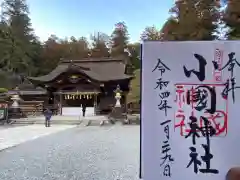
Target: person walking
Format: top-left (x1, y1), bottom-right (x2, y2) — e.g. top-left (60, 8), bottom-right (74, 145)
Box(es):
top-left (44, 108), bottom-right (52, 127)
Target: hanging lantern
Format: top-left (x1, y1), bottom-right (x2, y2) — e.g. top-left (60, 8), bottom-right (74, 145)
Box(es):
top-left (86, 94), bottom-right (89, 99)
top-left (73, 95), bottom-right (75, 100)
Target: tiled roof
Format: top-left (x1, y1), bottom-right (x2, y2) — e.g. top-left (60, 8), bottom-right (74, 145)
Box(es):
top-left (28, 57), bottom-right (132, 82)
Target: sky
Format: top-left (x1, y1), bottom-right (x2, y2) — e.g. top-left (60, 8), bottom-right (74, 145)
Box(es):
top-left (27, 0), bottom-right (174, 42)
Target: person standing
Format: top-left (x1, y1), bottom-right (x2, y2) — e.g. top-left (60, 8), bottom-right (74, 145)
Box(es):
top-left (82, 104), bottom-right (86, 117)
top-left (44, 108), bottom-right (52, 127)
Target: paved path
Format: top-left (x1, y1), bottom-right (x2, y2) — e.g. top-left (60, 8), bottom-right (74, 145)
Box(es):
top-left (0, 125), bottom-right (76, 151)
top-left (13, 115), bottom-right (110, 126)
top-left (0, 125), bottom-right (140, 180)
top-left (0, 124), bottom-right (28, 130)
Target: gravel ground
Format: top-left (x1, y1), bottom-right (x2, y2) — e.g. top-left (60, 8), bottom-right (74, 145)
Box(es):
top-left (0, 125), bottom-right (140, 180)
top-left (0, 124), bottom-right (27, 130)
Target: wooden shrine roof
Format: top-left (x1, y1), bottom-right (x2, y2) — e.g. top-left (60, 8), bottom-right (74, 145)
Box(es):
top-left (7, 87), bottom-right (47, 95)
top-left (28, 57), bottom-right (132, 83)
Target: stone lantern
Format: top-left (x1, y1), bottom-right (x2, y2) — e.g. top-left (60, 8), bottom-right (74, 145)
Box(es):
top-left (114, 84), bottom-right (122, 107)
top-left (10, 87), bottom-right (21, 115)
top-left (106, 84), bottom-right (125, 124)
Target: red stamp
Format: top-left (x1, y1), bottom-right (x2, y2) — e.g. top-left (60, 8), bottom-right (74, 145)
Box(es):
top-left (174, 84), bottom-right (228, 137)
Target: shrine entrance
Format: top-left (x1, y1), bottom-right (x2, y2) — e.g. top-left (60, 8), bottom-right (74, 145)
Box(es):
top-left (55, 85), bottom-right (100, 117)
top-left (61, 92), bottom-right (97, 116)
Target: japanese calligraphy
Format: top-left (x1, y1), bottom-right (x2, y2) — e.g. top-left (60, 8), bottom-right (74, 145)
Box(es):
top-left (141, 41), bottom-right (240, 180)
top-left (153, 59), bottom-right (172, 116)
top-left (152, 58), bottom-right (171, 76)
top-left (213, 49), bottom-right (223, 82)
top-left (160, 120), bottom-right (174, 177)
top-left (186, 116), bottom-right (219, 174)
top-left (155, 78), bottom-right (169, 91)
top-left (174, 84), bottom-right (227, 137)
top-left (181, 54), bottom-right (220, 175)
top-left (185, 116), bottom-right (204, 145)
top-left (187, 85), bottom-right (216, 114)
top-left (152, 58), bottom-right (174, 177)
top-left (213, 52), bottom-right (240, 103)
top-left (183, 54), bottom-right (207, 82)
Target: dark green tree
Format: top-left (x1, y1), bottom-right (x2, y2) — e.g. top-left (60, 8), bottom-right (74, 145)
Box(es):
top-left (0, 22), bottom-right (12, 68)
top-left (29, 39), bottom-right (43, 76)
top-left (2, 0), bottom-right (34, 42)
top-left (127, 69), bottom-right (140, 104)
top-left (0, 0), bottom-right (38, 75)
top-left (110, 21), bottom-right (129, 57)
top-left (223, 0), bottom-right (240, 39)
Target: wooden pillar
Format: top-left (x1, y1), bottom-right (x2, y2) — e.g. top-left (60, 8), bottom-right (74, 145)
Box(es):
top-left (53, 93), bottom-right (56, 115)
top-left (124, 92), bottom-right (127, 113)
top-left (93, 93), bottom-right (97, 115)
top-left (60, 92), bottom-right (62, 115)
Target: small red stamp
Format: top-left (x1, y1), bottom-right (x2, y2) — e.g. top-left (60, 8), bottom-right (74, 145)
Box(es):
top-left (213, 49), bottom-right (223, 82)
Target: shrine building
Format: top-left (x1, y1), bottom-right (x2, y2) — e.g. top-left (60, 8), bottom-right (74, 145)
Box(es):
top-left (26, 57), bottom-right (133, 116)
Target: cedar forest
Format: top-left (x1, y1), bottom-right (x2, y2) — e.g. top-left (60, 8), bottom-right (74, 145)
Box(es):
top-left (0, 0), bottom-right (239, 102)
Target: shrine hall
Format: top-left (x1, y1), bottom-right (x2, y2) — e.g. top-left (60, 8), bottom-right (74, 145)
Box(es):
top-left (25, 57), bottom-right (133, 116)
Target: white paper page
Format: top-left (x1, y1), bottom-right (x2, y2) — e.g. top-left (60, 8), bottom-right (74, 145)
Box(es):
top-left (141, 41), bottom-right (240, 180)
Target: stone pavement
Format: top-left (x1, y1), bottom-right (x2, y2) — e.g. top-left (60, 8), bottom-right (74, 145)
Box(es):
top-left (0, 125), bottom-right (139, 180)
top-left (0, 125), bottom-right (76, 151)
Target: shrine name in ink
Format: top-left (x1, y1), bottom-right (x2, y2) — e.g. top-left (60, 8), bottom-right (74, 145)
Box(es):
top-left (186, 116), bottom-right (218, 174)
top-left (213, 52), bottom-right (240, 103)
top-left (174, 84), bottom-right (228, 137)
top-left (183, 54), bottom-right (207, 82)
top-left (186, 85), bottom-right (217, 115)
top-left (182, 54), bottom-right (219, 174)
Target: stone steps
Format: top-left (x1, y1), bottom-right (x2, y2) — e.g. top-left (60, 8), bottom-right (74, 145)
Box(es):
top-left (9, 114), bottom-right (140, 125)
top-left (10, 115), bottom-right (109, 126)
